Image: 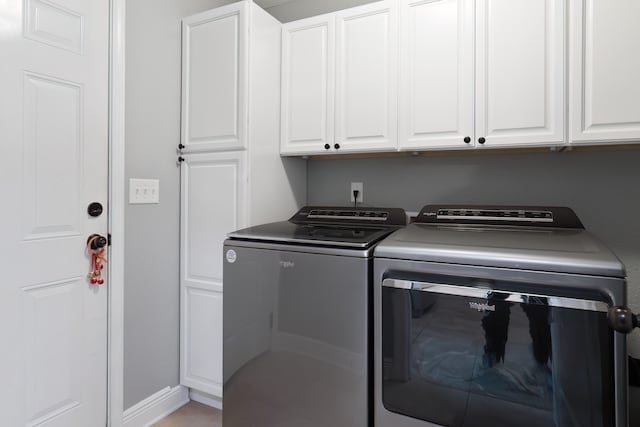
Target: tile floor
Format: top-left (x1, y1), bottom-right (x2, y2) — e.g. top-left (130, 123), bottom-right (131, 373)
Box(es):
top-left (153, 401), bottom-right (221, 427)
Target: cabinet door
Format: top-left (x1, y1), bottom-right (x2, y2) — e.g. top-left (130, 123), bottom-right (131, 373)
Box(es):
top-left (281, 15), bottom-right (335, 155)
top-left (335, 0), bottom-right (398, 153)
top-left (180, 152), bottom-right (246, 396)
top-left (570, 0), bottom-right (640, 144)
top-left (182, 3), bottom-right (248, 153)
top-left (475, 0), bottom-right (565, 147)
top-left (398, 0), bottom-right (474, 151)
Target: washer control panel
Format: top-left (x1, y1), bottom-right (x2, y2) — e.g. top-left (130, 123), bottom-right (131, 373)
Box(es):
top-left (291, 206), bottom-right (406, 226)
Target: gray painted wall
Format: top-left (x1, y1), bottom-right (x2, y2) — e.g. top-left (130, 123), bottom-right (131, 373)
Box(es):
top-left (307, 149), bottom-right (640, 356)
top-left (124, 0), bottom-right (234, 409)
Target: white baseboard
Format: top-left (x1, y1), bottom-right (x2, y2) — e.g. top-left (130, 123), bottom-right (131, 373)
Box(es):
top-left (189, 389), bottom-right (222, 410)
top-left (123, 385), bottom-right (190, 427)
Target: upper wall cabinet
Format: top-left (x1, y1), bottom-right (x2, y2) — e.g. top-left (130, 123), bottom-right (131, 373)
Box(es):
top-left (475, 0), bottom-right (565, 148)
top-left (182, 3), bottom-right (248, 152)
top-left (281, 0), bottom-right (397, 155)
top-left (281, 14), bottom-right (335, 155)
top-left (569, 0), bottom-right (640, 144)
top-left (335, 1), bottom-right (398, 153)
top-left (398, 0), bottom-right (564, 151)
top-left (398, 0), bottom-right (474, 150)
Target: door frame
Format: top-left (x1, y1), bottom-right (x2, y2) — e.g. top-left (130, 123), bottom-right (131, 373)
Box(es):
top-left (108, 0), bottom-right (126, 425)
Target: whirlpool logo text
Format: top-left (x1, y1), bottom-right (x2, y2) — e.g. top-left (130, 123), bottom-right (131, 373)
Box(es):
top-left (279, 261), bottom-right (295, 268)
top-left (469, 302), bottom-right (496, 312)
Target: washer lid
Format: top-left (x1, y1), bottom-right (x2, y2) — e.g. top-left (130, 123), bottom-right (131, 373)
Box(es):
top-left (375, 223), bottom-right (625, 278)
top-left (227, 220), bottom-right (401, 248)
top-left (228, 206), bottom-right (406, 248)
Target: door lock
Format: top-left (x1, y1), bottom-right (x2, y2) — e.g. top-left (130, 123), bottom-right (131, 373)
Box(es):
top-left (87, 202), bottom-right (104, 217)
top-left (87, 234), bottom-right (108, 250)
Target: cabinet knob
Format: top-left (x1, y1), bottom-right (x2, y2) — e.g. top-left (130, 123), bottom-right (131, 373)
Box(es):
top-left (464, 136), bottom-right (471, 144)
top-left (178, 143), bottom-right (185, 150)
top-left (334, 143), bottom-right (340, 150)
top-left (478, 137), bottom-right (486, 145)
top-left (324, 144), bottom-right (330, 150)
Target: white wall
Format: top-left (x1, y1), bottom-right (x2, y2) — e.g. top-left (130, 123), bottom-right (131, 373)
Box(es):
top-left (124, 0), bottom-right (235, 409)
top-left (307, 149), bottom-right (640, 356)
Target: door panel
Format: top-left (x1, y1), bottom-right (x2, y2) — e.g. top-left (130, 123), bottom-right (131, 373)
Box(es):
top-left (223, 245), bottom-right (369, 426)
top-left (381, 281), bottom-right (615, 427)
top-left (23, 72), bottom-right (83, 239)
top-left (23, 279), bottom-right (84, 426)
top-left (570, 0), bottom-right (640, 143)
top-left (281, 15), bottom-right (335, 155)
top-left (182, 285), bottom-right (223, 396)
top-left (24, 0), bottom-right (84, 54)
top-left (181, 3), bottom-right (248, 152)
top-left (180, 152), bottom-right (247, 397)
top-left (180, 152), bottom-right (246, 288)
top-left (398, 0), bottom-right (474, 150)
top-left (335, 0), bottom-right (397, 152)
top-left (475, 0), bottom-right (564, 147)
top-left (0, 0), bottom-right (109, 426)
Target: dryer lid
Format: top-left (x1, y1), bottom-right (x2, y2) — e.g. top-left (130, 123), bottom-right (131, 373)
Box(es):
top-left (375, 205), bottom-right (625, 278)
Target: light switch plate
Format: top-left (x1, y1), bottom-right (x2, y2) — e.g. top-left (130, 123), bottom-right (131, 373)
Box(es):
top-left (129, 178), bottom-right (160, 204)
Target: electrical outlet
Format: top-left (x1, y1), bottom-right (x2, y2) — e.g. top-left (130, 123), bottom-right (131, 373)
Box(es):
top-left (350, 182), bottom-right (363, 203)
top-left (129, 178), bottom-right (160, 204)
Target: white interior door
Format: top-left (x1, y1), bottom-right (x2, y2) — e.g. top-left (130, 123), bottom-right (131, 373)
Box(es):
top-left (0, 0), bottom-right (109, 426)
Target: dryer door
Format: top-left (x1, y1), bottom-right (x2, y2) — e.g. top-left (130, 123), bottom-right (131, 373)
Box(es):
top-left (381, 278), bottom-right (615, 427)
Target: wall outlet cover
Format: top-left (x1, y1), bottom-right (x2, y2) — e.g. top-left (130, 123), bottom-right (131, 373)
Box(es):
top-left (350, 182), bottom-right (363, 203)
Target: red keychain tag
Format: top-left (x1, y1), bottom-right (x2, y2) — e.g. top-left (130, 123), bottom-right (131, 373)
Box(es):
top-left (87, 236), bottom-right (107, 285)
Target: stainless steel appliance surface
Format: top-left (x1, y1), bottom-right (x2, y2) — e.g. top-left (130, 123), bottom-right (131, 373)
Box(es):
top-left (374, 205), bottom-right (627, 427)
top-left (223, 206), bottom-right (406, 427)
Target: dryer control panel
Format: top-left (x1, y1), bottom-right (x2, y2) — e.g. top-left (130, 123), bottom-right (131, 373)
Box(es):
top-left (415, 205), bottom-right (584, 229)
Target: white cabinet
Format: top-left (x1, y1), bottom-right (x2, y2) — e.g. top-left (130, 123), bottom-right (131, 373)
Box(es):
top-left (475, 0), bottom-right (565, 148)
top-left (398, 0), bottom-right (564, 151)
top-left (335, 1), bottom-right (397, 152)
top-left (281, 0), bottom-right (397, 155)
top-left (281, 15), bottom-right (335, 155)
top-left (180, 152), bottom-right (246, 396)
top-left (181, 3), bottom-right (248, 152)
top-left (398, 0), bottom-right (474, 150)
top-left (180, 1), bottom-right (305, 400)
top-left (569, 0), bottom-right (640, 144)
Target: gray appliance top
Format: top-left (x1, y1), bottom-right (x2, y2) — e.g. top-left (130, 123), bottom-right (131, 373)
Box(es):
top-left (227, 206), bottom-right (406, 249)
top-left (375, 205), bottom-right (625, 278)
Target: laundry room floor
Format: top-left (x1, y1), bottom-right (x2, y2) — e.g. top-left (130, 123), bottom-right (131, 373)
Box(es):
top-left (152, 401), bottom-right (221, 427)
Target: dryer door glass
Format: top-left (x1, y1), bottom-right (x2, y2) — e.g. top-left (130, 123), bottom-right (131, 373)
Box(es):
top-left (381, 279), bottom-right (615, 427)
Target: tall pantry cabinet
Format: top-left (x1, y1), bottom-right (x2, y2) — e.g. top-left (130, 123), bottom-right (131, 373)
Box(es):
top-left (179, 1), bottom-right (305, 400)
